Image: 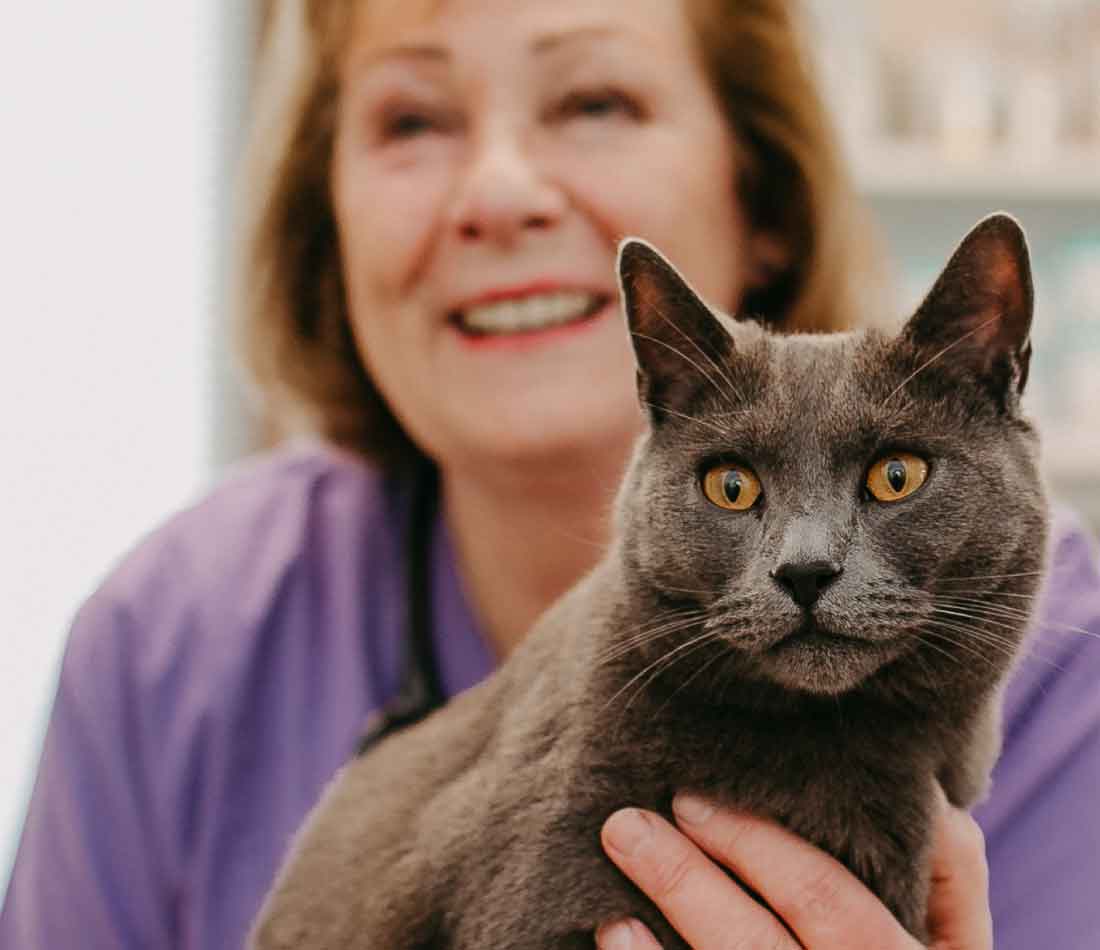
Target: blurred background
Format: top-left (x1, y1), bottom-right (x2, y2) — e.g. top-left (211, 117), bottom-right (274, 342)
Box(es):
top-left (2, 0), bottom-right (1098, 897)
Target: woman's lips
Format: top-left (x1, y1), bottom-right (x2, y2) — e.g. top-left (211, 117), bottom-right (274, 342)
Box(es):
top-left (452, 290), bottom-right (610, 337)
top-left (445, 282), bottom-right (616, 347)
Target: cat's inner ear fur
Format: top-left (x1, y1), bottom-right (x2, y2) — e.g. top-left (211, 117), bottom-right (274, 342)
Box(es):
top-left (902, 213), bottom-right (1034, 400)
top-left (617, 238), bottom-right (734, 424)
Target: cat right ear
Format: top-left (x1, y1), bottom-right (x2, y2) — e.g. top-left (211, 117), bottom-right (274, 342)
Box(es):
top-left (900, 213), bottom-right (1034, 402)
top-left (617, 239), bottom-right (733, 424)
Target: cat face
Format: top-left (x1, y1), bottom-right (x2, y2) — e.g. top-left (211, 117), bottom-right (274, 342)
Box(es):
top-left (615, 215), bottom-right (1047, 698)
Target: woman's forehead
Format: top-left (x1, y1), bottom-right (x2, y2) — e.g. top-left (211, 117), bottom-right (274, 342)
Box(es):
top-left (344, 0), bottom-right (696, 66)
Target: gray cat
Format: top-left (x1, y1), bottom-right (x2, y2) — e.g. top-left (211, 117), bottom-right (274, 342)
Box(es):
top-left (250, 213), bottom-right (1047, 948)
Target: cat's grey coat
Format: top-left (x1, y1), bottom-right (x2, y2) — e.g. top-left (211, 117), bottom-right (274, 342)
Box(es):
top-left (250, 214), bottom-right (1047, 948)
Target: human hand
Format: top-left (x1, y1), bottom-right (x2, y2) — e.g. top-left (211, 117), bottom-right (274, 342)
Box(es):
top-left (597, 791), bottom-right (992, 949)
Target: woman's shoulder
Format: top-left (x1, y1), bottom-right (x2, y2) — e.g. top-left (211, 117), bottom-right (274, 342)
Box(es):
top-left (982, 505), bottom-right (1100, 806)
top-left (975, 512), bottom-right (1100, 943)
top-left (64, 440), bottom-right (406, 692)
top-left (1044, 505), bottom-right (1100, 620)
top-left (110, 440), bottom-right (395, 595)
top-left (1000, 505), bottom-right (1100, 718)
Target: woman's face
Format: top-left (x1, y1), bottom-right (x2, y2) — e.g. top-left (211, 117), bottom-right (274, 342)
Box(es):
top-left (333, 0), bottom-right (752, 472)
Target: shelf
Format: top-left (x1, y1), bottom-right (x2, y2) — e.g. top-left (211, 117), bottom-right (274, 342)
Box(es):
top-left (852, 142), bottom-right (1100, 201)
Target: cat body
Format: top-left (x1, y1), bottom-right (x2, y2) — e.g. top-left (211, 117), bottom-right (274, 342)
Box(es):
top-left (251, 215), bottom-right (1046, 947)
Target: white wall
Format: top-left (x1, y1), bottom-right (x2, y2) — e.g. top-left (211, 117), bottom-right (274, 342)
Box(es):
top-left (0, 3), bottom-right (230, 894)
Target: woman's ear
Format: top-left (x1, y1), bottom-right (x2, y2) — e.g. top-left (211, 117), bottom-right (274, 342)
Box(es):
top-left (743, 231), bottom-right (793, 290)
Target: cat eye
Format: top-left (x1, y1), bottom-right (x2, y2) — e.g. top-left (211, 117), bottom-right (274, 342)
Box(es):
top-left (865, 453), bottom-right (929, 503)
top-left (702, 463), bottom-right (762, 511)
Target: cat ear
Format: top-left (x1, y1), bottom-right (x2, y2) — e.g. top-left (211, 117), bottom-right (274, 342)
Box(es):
top-left (617, 238), bottom-right (733, 423)
top-left (902, 213), bottom-right (1034, 399)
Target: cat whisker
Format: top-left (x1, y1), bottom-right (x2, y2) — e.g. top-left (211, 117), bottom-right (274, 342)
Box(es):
top-left (918, 623), bottom-right (1003, 668)
top-left (940, 591), bottom-right (1041, 604)
top-left (650, 644), bottom-right (733, 722)
top-left (925, 615), bottom-right (1021, 656)
top-left (933, 597), bottom-right (1041, 630)
top-left (593, 610), bottom-right (707, 666)
top-left (924, 615), bottom-right (1063, 671)
top-left (604, 630), bottom-right (723, 727)
top-left (912, 631), bottom-right (966, 667)
top-left (639, 401), bottom-right (730, 436)
top-left (929, 605), bottom-right (1028, 640)
top-left (595, 622), bottom-right (706, 670)
top-left (881, 313), bottom-right (1000, 408)
top-left (907, 641), bottom-right (941, 682)
top-left (630, 331), bottom-right (740, 412)
top-left (658, 583), bottom-right (730, 598)
top-left (652, 301), bottom-right (747, 406)
top-left (599, 629), bottom-right (717, 717)
top-left (934, 596), bottom-right (1100, 642)
top-left (930, 605), bottom-right (1032, 639)
top-left (936, 571), bottom-right (1045, 583)
top-left (710, 650), bottom-right (742, 704)
top-left (930, 606), bottom-right (1065, 661)
top-left (622, 634), bottom-right (723, 717)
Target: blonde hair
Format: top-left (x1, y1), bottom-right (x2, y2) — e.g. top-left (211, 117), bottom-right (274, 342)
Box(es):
top-left (237, 0), bottom-right (889, 464)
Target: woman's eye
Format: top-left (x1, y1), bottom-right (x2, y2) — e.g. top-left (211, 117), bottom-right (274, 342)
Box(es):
top-left (380, 110), bottom-right (440, 140)
top-left (554, 88), bottom-right (642, 122)
top-left (702, 464), bottom-right (763, 511)
top-left (372, 100), bottom-right (458, 143)
top-left (865, 453), bottom-right (930, 503)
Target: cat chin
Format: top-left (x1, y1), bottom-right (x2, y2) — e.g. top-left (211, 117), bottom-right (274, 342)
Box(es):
top-left (752, 628), bottom-right (901, 697)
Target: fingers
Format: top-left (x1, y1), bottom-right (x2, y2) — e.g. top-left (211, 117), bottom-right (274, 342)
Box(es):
top-left (601, 807), bottom-right (799, 949)
top-left (926, 799), bottom-right (993, 949)
top-left (595, 918), bottom-right (662, 949)
top-left (667, 795), bottom-right (920, 950)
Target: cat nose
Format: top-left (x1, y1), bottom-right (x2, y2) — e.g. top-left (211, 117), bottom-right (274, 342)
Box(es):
top-left (771, 561), bottom-right (842, 609)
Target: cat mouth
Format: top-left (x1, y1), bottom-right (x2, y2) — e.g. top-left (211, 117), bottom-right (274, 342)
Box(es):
top-left (769, 619), bottom-right (873, 652)
top-left (756, 618), bottom-right (898, 695)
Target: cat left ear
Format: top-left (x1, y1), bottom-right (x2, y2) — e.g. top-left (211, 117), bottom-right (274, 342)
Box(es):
top-left (902, 213), bottom-right (1034, 400)
top-left (618, 238), bottom-right (733, 423)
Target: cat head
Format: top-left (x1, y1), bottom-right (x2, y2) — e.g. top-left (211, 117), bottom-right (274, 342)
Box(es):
top-left (613, 214), bottom-right (1047, 701)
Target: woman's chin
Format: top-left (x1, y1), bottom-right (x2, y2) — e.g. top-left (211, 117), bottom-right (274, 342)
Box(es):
top-left (441, 401), bottom-right (642, 475)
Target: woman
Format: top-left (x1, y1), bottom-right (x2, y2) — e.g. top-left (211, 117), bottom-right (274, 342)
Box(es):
top-left (3, 1), bottom-right (1097, 947)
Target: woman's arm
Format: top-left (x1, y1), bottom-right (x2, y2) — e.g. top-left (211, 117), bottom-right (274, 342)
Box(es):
top-left (973, 511), bottom-right (1100, 950)
top-left (0, 591), bottom-right (176, 948)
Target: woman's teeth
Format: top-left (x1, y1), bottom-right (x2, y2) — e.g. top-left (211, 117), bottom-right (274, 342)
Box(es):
top-left (458, 292), bottom-right (604, 336)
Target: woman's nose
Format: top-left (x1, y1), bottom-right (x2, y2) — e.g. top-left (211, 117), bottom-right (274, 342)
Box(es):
top-left (449, 132), bottom-right (566, 246)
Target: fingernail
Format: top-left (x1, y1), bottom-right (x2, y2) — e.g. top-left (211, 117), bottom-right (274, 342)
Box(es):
top-left (596, 919), bottom-right (639, 949)
top-left (672, 793), bottom-right (715, 825)
top-left (604, 808), bottom-right (653, 857)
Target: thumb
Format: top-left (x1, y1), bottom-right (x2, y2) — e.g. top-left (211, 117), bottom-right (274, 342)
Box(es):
top-left (926, 788), bottom-right (993, 949)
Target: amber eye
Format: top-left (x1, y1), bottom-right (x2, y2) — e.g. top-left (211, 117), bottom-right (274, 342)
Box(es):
top-left (865, 453), bottom-right (929, 503)
top-left (702, 464), bottom-right (762, 511)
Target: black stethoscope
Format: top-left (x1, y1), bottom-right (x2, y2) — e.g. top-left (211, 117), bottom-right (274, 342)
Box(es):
top-left (355, 461), bottom-right (446, 756)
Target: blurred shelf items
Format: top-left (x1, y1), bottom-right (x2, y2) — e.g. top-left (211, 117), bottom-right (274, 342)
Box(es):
top-left (809, 0), bottom-right (1100, 528)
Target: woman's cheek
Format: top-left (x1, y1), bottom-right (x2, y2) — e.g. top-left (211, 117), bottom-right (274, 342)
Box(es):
top-left (339, 159), bottom-right (453, 290)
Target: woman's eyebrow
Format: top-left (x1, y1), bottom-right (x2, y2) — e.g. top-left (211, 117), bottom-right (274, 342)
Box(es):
top-left (531, 24), bottom-right (620, 55)
top-left (352, 44), bottom-right (450, 73)
top-left (350, 23), bottom-right (631, 77)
